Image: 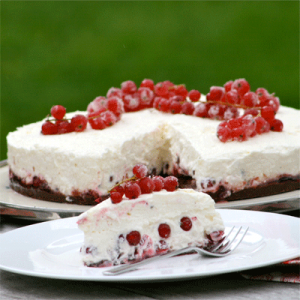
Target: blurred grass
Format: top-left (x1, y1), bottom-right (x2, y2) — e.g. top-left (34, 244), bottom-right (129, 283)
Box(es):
top-left (1, 1), bottom-right (299, 160)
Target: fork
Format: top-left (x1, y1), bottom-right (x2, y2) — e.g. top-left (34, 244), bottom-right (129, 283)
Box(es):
top-left (103, 226), bottom-right (249, 276)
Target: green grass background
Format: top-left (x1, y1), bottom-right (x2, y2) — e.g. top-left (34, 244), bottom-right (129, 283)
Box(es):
top-left (1, 1), bottom-right (299, 160)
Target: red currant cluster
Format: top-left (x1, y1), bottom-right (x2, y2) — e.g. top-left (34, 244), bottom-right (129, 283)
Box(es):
top-left (109, 164), bottom-right (178, 204)
top-left (214, 79), bottom-right (283, 142)
top-left (41, 78), bottom-right (284, 142)
top-left (87, 95), bottom-right (124, 130)
top-left (41, 105), bottom-right (88, 135)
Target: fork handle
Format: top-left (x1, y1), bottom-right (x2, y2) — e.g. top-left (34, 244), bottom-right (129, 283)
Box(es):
top-left (102, 246), bottom-right (194, 276)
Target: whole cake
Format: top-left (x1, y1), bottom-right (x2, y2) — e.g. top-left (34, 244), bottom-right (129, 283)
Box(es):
top-left (77, 188), bottom-right (225, 267)
top-left (6, 79), bottom-right (300, 205)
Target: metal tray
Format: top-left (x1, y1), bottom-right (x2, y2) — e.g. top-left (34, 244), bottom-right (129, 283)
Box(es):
top-left (1, 163), bottom-right (299, 221)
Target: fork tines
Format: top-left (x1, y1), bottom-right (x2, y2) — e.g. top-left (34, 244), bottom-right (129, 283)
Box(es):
top-left (208, 226), bottom-right (249, 255)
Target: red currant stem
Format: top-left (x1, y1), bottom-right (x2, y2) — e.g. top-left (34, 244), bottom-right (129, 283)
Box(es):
top-left (45, 110), bottom-right (109, 123)
top-left (205, 100), bottom-right (263, 110)
top-left (108, 175), bottom-right (138, 193)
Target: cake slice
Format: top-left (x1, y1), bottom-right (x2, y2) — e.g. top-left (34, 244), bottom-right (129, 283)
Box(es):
top-left (77, 189), bottom-right (224, 267)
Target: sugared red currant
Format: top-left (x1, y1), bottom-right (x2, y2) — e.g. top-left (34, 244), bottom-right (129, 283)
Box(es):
top-left (181, 102), bottom-right (195, 115)
top-left (133, 164), bottom-right (148, 178)
top-left (121, 80), bottom-right (137, 94)
top-left (88, 111), bottom-right (107, 130)
top-left (209, 86), bottom-right (225, 101)
top-left (231, 78), bottom-right (250, 97)
top-left (164, 176), bottom-right (178, 191)
top-left (57, 120), bottom-right (73, 134)
top-left (138, 177), bottom-right (155, 194)
top-left (140, 79), bottom-right (155, 90)
top-left (152, 176), bottom-right (164, 191)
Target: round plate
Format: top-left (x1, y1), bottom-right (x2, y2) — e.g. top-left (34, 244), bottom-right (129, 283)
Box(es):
top-left (0, 209), bottom-right (299, 282)
top-left (1, 164), bottom-right (299, 221)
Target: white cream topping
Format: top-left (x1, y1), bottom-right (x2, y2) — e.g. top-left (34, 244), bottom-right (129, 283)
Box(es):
top-left (77, 189), bottom-right (224, 265)
top-left (7, 106), bottom-right (300, 197)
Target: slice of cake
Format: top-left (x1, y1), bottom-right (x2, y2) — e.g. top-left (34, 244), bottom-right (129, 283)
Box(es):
top-left (77, 188), bottom-right (225, 267)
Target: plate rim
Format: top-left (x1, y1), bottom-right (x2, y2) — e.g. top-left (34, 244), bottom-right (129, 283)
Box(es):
top-left (0, 210), bottom-right (299, 282)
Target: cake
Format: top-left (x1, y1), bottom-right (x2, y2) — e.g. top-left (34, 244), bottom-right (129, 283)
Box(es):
top-left (6, 79), bottom-right (300, 205)
top-left (77, 188), bottom-right (225, 267)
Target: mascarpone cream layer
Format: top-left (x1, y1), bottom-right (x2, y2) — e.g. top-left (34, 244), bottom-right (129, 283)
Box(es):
top-left (77, 189), bottom-right (224, 265)
top-left (7, 106), bottom-right (300, 197)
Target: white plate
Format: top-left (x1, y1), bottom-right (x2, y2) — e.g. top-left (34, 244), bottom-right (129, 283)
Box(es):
top-left (0, 209), bottom-right (299, 282)
top-left (1, 166), bottom-right (299, 221)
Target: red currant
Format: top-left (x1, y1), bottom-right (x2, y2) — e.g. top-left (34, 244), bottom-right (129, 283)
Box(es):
top-left (174, 84), bottom-right (188, 98)
top-left (124, 182), bottom-right (141, 199)
top-left (169, 100), bottom-right (182, 114)
top-left (153, 97), bottom-right (163, 110)
top-left (209, 86), bottom-right (225, 101)
top-left (241, 92), bottom-right (259, 107)
top-left (106, 87), bottom-right (123, 99)
top-left (261, 106), bottom-right (275, 123)
top-left (51, 105), bottom-right (66, 120)
top-left (243, 108), bottom-right (259, 117)
top-left (158, 223), bottom-right (171, 239)
top-left (133, 164), bottom-right (148, 178)
top-left (138, 177), bottom-right (155, 194)
top-left (123, 94), bottom-right (140, 111)
top-left (255, 116), bottom-right (270, 134)
top-left (87, 96), bottom-right (107, 114)
top-left (138, 87), bottom-right (154, 106)
top-left (140, 79), bottom-right (154, 90)
top-left (152, 176), bottom-right (164, 191)
top-left (270, 119), bottom-right (283, 132)
top-left (224, 80), bottom-right (233, 92)
top-left (101, 111), bottom-right (117, 126)
top-left (154, 82), bottom-right (170, 98)
top-left (57, 120), bottom-right (74, 134)
top-left (217, 124), bottom-right (231, 142)
top-left (121, 80), bottom-right (137, 94)
top-left (181, 102), bottom-right (195, 115)
top-left (41, 121), bottom-right (58, 135)
top-left (193, 103), bottom-right (209, 118)
top-left (231, 78), bottom-right (250, 97)
top-left (188, 89), bottom-right (201, 102)
top-left (159, 98), bottom-right (171, 112)
top-left (164, 176), bottom-right (178, 191)
top-left (110, 192), bottom-right (123, 204)
top-left (126, 231), bottom-right (141, 246)
top-left (107, 97), bottom-right (124, 116)
top-left (71, 115), bottom-right (88, 132)
top-left (88, 111), bottom-right (107, 130)
top-left (225, 90), bottom-right (239, 105)
top-left (180, 217), bottom-right (192, 231)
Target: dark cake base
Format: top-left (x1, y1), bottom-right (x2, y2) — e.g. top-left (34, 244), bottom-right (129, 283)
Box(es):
top-left (9, 169), bottom-right (300, 206)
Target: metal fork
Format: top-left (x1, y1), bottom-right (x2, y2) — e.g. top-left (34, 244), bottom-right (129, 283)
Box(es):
top-left (103, 226), bottom-right (249, 276)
